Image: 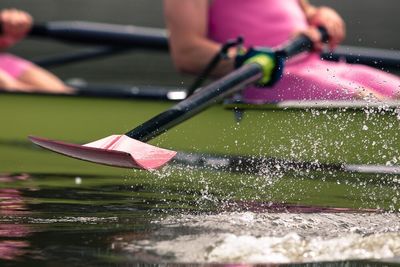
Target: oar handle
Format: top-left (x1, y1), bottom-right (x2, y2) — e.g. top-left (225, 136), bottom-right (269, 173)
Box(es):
top-left (277, 27), bottom-right (329, 58)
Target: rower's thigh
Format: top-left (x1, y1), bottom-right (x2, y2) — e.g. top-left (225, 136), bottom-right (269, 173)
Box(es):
top-left (0, 69), bottom-right (19, 90)
top-left (18, 64), bottom-right (72, 93)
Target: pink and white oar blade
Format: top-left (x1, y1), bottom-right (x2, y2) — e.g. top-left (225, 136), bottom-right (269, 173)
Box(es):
top-left (28, 135), bottom-right (177, 170)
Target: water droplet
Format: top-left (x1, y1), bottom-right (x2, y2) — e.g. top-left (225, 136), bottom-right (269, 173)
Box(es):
top-left (75, 177), bottom-right (82, 185)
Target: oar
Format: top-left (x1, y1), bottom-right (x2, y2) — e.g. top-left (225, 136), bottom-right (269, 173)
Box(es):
top-left (27, 21), bottom-right (400, 69)
top-left (0, 83), bottom-right (187, 100)
top-left (174, 151), bottom-right (400, 175)
top-left (29, 30), bottom-right (328, 170)
top-left (29, 21), bottom-right (169, 50)
top-left (321, 45), bottom-right (400, 69)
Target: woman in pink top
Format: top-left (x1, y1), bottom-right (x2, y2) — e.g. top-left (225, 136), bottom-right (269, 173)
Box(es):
top-left (164, 0), bottom-right (400, 102)
top-left (0, 9), bottom-right (72, 93)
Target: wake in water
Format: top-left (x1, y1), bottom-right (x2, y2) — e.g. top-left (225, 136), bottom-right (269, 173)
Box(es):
top-left (119, 211), bottom-right (400, 264)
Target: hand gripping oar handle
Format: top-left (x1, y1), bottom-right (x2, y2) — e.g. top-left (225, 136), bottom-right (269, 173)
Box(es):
top-left (126, 28), bottom-right (329, 142)
top-left (0, 20), bottom-right (168, 50)
top-left (277, 27), bottom-right (329, 58)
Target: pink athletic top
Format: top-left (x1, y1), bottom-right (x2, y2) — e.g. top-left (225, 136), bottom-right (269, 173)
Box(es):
top-left (208, 0), bottom-right (400, 102)
top-left (209, 0), bottom-right (308, 48)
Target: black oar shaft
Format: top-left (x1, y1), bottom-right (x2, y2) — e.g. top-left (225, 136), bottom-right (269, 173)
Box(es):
top-left (322, 45), bottom-right (400, 69)
top-left (33, 46), bottom-right (131, 67)
top-left (30, 21), bottom-right (169, 50)
top-left (125, 63), bottom-right (263, 142)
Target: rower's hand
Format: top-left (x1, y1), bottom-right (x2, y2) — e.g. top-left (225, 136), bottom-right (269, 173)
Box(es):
top-left (0, 9), bottom-right (32, 48)
top-left (307, 6), bottom-right (346, 50)
top-left (295, 26), bottom-right (328, 52)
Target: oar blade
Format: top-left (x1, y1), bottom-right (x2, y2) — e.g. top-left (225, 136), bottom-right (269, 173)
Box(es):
top-left (28, 135), bottom-right (177, 170)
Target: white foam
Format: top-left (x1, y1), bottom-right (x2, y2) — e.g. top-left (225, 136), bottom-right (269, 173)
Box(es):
top-left (120, 212), bottom-right (400, 263)
top-left (207, 232), bottom-right (400, 263)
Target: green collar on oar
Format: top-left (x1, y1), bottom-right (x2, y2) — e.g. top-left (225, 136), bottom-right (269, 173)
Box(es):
top-left (243, 51), bottom-right (278, 86)
top-left (236, 28), bottom-right (328, 87)
top-left (235, 47), bottom-right (284, 87)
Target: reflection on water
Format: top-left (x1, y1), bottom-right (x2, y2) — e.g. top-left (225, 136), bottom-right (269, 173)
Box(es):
top-left (0, 169), bottom-right (398, 265)
top-left (0, 173), bottom-right (31, 216)
top-left (0, 174), bottom-right (34, 261)
top-left (0, 239), bottom-right (30, 261)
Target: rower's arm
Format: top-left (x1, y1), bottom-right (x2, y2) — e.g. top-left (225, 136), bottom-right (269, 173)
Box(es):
top-left (299, 0), bottom-right (317, 22)
top-left (163, 0), bottom-right (235, 76)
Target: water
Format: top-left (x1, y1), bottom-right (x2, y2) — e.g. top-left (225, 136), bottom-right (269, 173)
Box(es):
top-left (144, 212), bottom-right (400, 263)
top-left (1, 125), bottom-right (400, 265)
top-left (1, 1), bottom-right (400, 265)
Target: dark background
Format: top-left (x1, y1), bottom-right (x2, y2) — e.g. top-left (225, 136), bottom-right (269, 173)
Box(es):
top-left (1, 0), bottom-right (399, 86)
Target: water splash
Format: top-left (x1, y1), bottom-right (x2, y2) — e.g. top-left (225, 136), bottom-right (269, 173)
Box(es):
top-left (122, 211), bottom-right (400, 264)
top-left (207, 232), bottom-right (400, 263)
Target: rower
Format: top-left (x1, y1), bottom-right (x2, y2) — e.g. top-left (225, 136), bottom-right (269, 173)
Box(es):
top-left (0, 8), bottom-right (73, 93)
top-left (163, 0), bottom-right (400, 102)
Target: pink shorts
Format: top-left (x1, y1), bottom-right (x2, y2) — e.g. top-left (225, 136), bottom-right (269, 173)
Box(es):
top-left (0, 53), bottom-right (32, 78)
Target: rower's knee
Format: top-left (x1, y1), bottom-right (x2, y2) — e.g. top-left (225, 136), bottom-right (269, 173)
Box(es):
top-left (18, 64), bottom-right (74, 94)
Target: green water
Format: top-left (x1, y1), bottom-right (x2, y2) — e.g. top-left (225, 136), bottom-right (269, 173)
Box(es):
top-left (0, 170), bottom-right (397, 265)
top-left (0, 94), bottom-right (400, 264)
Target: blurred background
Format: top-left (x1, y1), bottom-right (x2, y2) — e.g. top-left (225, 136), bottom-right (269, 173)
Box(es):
top-left (1, 0), bottom-right (399, 87)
